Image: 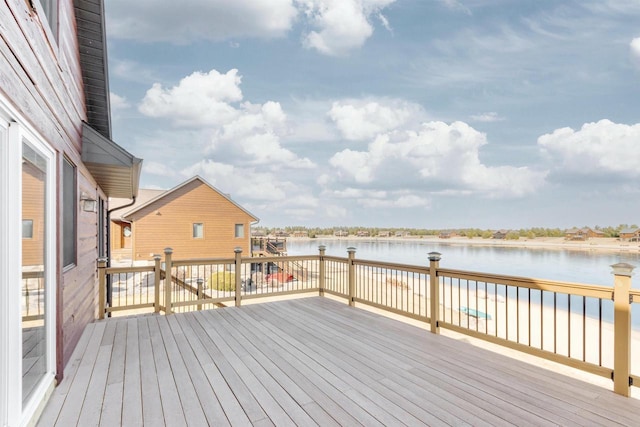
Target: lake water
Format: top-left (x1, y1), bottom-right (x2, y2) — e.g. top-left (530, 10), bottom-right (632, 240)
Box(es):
top-left (288, 238), bottom-right (640, 327)
top-left (287, 238), bottom-right (640, 289)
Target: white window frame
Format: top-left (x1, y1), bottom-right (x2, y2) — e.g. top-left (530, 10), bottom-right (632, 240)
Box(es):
top-left (0, 99), bottom-right (57, 427)
top-left (193, 223), bottom-right (204, 239)
top-left (235, 223), bottom-right (245, 238)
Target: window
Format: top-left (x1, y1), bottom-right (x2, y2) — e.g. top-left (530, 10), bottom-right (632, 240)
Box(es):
top-left (235, 224), bottom-right (244, 238)
top-left (62, 158), bottom-right (76, 267)
top-left (22, 220), bottom-right (33, 238)
top-left (37, 0), bottom-right (59, 41)
top-left (193, 223), bottom-right (203, 239)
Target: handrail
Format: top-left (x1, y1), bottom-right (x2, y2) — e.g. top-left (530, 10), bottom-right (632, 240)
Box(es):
top-left (437, 268), bottom-right (612, 299)
top-left (96, 246), bottom-right (638, 397)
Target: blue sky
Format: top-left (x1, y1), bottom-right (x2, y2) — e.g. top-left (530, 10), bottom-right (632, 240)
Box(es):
top-left (105, 0), bottom-right (640, 229)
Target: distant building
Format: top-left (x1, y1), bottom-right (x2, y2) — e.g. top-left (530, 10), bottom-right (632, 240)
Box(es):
top-left (356, 230), bottom-right (370, 237)
top-left (619, 227), bottom-right (640, 242)
top-left (378, 230), bottom-right (391, 237)
top-left (334, 229), bottom-right (349, 237)
top-left (110, 176), bottom-right (258, 261)
top-left (492, 230), bottom-right (509, 239)
top-left (292, 230), bottom-right (309, 238)
top-left (439, 230), bottom-right (458, 239)
top-left (564, 227), bottom-right (604, 241)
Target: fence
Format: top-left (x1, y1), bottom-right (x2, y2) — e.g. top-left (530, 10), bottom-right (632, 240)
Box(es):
top-left (98, 246), bottom-right (639, 397)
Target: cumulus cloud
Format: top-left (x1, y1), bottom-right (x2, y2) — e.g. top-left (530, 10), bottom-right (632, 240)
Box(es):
top-left (298, 0), bottom-right (397, 56)
top-left (110, 92), bottom-right (130, 110)
top-left (328, 99), bottom-right (425, 140)
top-left (470, 112), bottom-right (505, 122)
top-left (139, 69), bottom-right (315, 168)
top-left (144, 161), bottom-right (177, 177)
top-left (106, 0), bottom-right (297, 43)
top-left (330, 121), bottom-right (546, 197)
top-left (631, 37), bottom-right (640, 69)
top-left (538, 119), bottom-right (640, 177)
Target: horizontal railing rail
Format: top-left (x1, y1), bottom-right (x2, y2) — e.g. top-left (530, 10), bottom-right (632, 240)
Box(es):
top-left (97, 247), bottom-right (638, 397)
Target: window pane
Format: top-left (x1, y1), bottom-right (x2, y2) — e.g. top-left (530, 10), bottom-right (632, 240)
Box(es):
top-left (22, 220), bottom-right (33, 238)
top-left (22, 143), bottom-right (47, 405)
top-left (62, 158), bottom-right (76, 267)
top-left (235, 224), bottom-right (244, 238)
top-left (193, 223), bottom-right (203, 238)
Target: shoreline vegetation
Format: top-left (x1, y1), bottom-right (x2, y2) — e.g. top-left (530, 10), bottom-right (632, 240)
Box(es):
top-left (284, 235), bottom-right (640, 253)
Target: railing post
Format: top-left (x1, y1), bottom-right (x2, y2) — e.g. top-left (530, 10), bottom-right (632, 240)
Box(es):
top-left (153, 254), bottom-right (161, 313)
top-left (347, 247), bottom-right (356, 307)
top-left (97, 257), bottom-right (108, 320)
top-left (319, 245), bottom-right (326, 297)
top-left (235, 247), bottom-right (243, 307)
top-left (428, 252), bottom-right (441, 334)
top-left (164, 248), bottom-right (173, 315)
top-left (197, 278), bottom-right (204, 311)
top-left (612, 262), bottom-right (634, 396)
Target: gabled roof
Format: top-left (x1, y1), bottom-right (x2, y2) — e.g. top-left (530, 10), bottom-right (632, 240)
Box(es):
top-left (620, 227), bottom-right (640, 234)
top-left (117, 176), bottom-right (259, 222)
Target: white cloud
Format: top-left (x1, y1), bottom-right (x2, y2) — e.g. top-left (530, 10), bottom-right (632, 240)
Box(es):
top-left (328, 99), bottom-right (425, 140)
top-left (139, 69), bottom-right (315, 168)
top-left (631, 37), bottom-right (640, 69)
top-left (106, 0), bottom-right (297, 43)
top-left (144, 161), bottom-right (176, 177)
top-left (360, 194), bottom-right (430, 208)
top-left (110, 92), bottom-right (130, 110)
top-left (538, 119), bottom-right (640, 177)
top-left (298, 0), bottom-right (397, 56)
top-left (470, 112), bottom-right (505, 122)
top-left (330, 121), bottom-right (546, 197)
top-left (139, 69), bottom-right (243, 127)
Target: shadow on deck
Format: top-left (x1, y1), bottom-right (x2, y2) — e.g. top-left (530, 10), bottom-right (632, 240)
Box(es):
top-left (39, 297), bottom-right (640, 426)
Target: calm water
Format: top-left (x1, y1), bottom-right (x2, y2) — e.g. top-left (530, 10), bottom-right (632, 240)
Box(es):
top-left (287, 238), bottom-right (640, 289)
top-left (289, 238), bottom-right (640, 327)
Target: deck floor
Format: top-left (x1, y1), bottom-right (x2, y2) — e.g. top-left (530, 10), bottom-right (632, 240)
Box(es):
top-left (39, 297), bottom-right (640, 426)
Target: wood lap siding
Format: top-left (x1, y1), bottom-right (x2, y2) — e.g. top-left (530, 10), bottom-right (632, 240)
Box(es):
top-left (2, 0), bottom-right (105, 376)
top-left (130, 180), bottom-right (254, 260)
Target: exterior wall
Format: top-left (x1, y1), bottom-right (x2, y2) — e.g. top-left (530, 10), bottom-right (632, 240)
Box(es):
top-left (129, 180), bottom-right (255, 260)
top-left (1, 0), bottom-right (103, 376)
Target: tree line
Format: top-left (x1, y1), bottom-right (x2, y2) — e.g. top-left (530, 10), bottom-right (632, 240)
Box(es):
top-left (253, 224), bottom-right (639, 239)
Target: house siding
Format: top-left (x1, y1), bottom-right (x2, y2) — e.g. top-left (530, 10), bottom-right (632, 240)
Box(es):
top-left (128, 180), bottom-right (255, 260)
top-left (1, 0), bottom-right (105, 378)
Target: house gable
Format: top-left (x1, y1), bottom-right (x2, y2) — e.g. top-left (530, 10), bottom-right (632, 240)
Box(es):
top-left (124, 177), bottom-right (258, 260)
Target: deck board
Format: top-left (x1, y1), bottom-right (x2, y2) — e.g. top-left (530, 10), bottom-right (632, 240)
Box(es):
top-left (39, 297), bottom-right (640, 426)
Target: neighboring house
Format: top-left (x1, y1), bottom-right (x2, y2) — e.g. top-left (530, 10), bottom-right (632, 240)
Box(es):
top-left (334, 229), bottom-right (349, 237)
top-left (493, 230), bottom-right (509, 239)
top-left (110, 176), bottom-right (258, 261)
top-left (378, 230), bottom-right (391, 237)
top-left (565, 227), bottom-right (604, 241)
top-left (292, 230), bottom-right (309, 238)
top-left (1, 1), bottom-right (142, 425)
top-left (620, 227), bottom-right (640, 242)
top-left (356, 230), bottom-right (370, 237)
top-left (439, 230), bottom-right (457, 239)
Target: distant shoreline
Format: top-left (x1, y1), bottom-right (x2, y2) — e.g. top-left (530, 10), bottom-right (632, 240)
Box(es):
top-left (285, 235), bottom-right (640, 253)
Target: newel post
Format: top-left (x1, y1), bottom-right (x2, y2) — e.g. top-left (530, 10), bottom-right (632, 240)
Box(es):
top-left (428, 252), bottom-right (441, 334)
top-left (153, 254), bottom-right (161, 313)
top-left (197, 278), bottom-right (204, 311)
top-left (347, 247), bottom-right (356, 307)
top-left (319, 245), bottom-right (326, 297)
top-left (164, 248), bottom-right (173, 314)
top-left (97, 257), bottom-right (108, 320)
top-left (235, 247), bottom-right (243, 307)
top-left (612, 262), bottom-right (634, 396)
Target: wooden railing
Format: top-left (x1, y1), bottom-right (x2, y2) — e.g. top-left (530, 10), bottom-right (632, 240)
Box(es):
top-left (98, 247), bottom-right (639, 396)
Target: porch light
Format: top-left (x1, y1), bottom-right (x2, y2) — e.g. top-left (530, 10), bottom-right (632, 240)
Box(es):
top-left (80, 192), bottom-right (97, 212)
top-left (611, 262), bottom-right (635, 277)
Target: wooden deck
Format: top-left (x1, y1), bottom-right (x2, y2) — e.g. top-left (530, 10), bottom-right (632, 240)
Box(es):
top-left (39, 297), bottom-right (640, 426)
